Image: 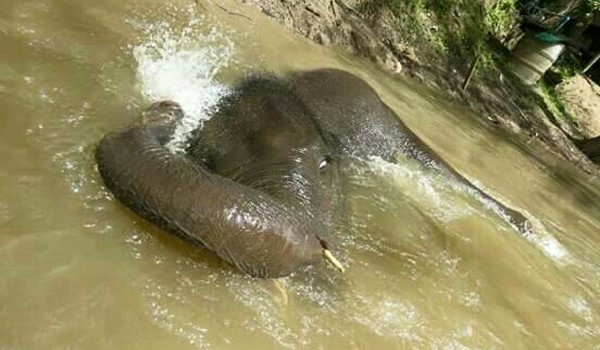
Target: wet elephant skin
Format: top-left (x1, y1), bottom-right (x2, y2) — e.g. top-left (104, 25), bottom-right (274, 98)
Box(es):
top-left (96, 69), bottom-right (528, 278)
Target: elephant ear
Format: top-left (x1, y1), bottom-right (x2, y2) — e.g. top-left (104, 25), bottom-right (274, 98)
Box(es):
top-left (292, 69), bottom-right (530, 231)
top-left (96, 104), bottom-right (324, 278)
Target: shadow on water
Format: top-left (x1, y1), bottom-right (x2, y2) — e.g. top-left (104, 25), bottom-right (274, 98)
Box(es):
top-left (119, 190), bottom-right (350, 295)
top-left (116, 206), bottom-right (227, 272)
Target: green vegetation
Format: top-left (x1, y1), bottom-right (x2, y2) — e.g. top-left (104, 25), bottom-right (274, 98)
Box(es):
top-left (538, 79), bottom-right (584, 138)
top-left (540, 80), bottom-right (567, 116)
top-left (359, 0), bottom-right (518, 66)
top-left (357, 0), bottom-right (596, 136)
top-left (554, 56), bottom-right (579, 80)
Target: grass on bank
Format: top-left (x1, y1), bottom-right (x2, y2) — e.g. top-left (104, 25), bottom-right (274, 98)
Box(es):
top-left (538, 79), bottom-right (582, 136)
top-left (358, 0), bottom-right (518, 68)
top-left (357, 0), bottom-right (584, 136)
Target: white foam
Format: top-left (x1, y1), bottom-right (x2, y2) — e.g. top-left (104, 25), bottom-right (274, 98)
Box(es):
top-left (521, 216), bottom-right (570, 263)
top-left (361, 157), bottom-right (571, 264)
top-left (352, 293), bottom-right (424, 342)
top-left (566, 296), bottom-right (593, 322)
top-left (359, 156), bottom-right (472, 222)
top-left (131, 5), bottom-right (236, 152)
top-left (466, 179), bottom-right (571, 264)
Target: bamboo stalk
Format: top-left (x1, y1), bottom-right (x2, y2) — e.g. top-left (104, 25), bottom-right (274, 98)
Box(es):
top-left (462, 53), bottom-right (481, 91)
top-left (582, 52), bottom-right (600, 74)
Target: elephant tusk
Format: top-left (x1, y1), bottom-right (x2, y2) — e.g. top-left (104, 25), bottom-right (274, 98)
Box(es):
top-left (323, 249), bottom-right (345, 273)
top-left (273, 279), bottom-right (288, 307)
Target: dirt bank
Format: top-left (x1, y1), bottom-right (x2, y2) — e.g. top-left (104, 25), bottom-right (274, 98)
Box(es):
top-left (556, 74), bottom-right (600, 139)
top-left (236, 0), bottom-right (598, 174)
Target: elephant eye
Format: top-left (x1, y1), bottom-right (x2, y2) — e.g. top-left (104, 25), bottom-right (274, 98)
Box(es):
top-left (318, 156), bottom-right (332, 170)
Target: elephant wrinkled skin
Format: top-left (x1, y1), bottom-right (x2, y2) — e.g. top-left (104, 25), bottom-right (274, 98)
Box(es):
top-left (96, 69), bottom-right (528, 278)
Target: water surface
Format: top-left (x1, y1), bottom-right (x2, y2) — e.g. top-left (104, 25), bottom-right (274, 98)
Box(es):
top-left (1, 0), bottom-right (599, 349)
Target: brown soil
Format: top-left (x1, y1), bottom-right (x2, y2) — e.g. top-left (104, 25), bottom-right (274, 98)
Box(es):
top-left (556, 74), bottom-right (600, 139)
top-left (237, 0), bottom-right (598, 174)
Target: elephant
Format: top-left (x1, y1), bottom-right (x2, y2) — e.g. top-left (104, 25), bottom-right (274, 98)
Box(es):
top-left (96, 68), bottom-right (528, 278)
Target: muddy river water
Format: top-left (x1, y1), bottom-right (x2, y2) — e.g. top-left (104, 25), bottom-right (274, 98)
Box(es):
top-left (1, 0), bottom-right (599, 349)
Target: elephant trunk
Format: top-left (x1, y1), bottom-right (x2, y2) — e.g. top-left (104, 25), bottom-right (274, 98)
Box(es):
top-left (96, 120), bottom-right (324, 278)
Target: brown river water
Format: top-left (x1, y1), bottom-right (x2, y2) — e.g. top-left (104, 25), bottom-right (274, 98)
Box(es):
top-left (1, 0), bottom-right (599, 349)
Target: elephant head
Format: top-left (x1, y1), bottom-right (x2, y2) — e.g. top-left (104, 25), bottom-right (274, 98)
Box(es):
top-left (96, 77), bottom-right (345, 278)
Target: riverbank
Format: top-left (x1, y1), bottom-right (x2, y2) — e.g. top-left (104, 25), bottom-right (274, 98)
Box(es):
top-left (236, 0), bottom-right (598, 174)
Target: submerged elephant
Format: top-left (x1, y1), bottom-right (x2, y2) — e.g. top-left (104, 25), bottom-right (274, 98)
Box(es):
top-left (96, 69), bottom-right (528, 278)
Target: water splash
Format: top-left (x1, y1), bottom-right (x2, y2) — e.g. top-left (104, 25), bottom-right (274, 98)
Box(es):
top-left (360, 156), bottom-right (571, 264)
top-left (352, 293), bottom-right (425, 342)
top-left (130, 4), bottom-right (236, 152)
top-left (466, 178), bottom-right (571, 264)
top-left (356, 156), bottom-right (472, 222)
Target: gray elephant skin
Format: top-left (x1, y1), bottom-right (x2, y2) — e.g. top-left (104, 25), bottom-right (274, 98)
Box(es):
top-left (96, 69), bottom-right (528, 278)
